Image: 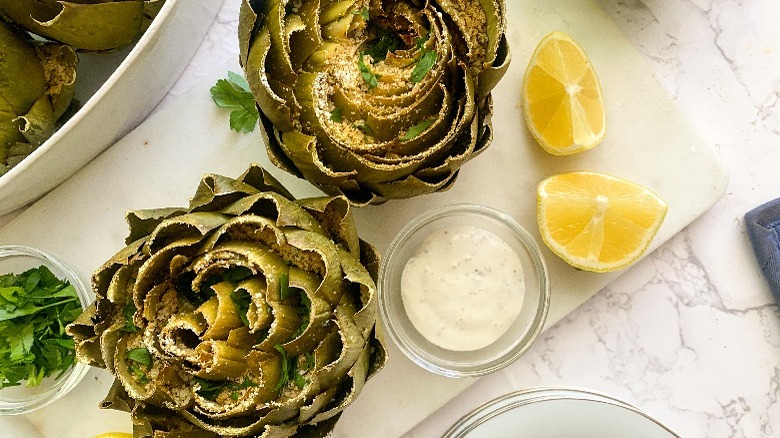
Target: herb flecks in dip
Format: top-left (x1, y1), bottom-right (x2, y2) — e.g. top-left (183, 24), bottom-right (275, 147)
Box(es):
top-left (401, 225), bottom-right (524, 351)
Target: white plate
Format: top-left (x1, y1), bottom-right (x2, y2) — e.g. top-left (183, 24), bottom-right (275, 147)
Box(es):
top-left (0, 0), bottom-right (224, 216)
top-left (444, 388), bottom-right (680, 438)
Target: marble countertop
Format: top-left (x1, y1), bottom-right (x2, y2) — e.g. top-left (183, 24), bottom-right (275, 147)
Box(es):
top-left (3, 0), bottom-right (779, 436)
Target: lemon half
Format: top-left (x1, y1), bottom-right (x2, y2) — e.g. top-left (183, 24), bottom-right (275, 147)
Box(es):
top-left (523, 31), bottom-right (605, 155)
top-left (537, 171), bottom-right (667, 272)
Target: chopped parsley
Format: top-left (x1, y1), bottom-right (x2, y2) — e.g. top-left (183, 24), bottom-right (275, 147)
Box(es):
top-left (274, 344), bottom-right (290, 390)
top-left (411, 49), bottom-right (437, 83)
top-left (294, 290), bottom-right (311, 338)
top-left (401, 118), bottom-right (436, 141)
top-left (364, 30), bottom-right (403, 62)
top-left (329, 107), bottom-right (344, 123)
top-left (194, 376), bottom-right (255, 401)
top-left (355, 122), bottom-right (374, 136)
top-left (358, 54), bottom-right (379, 89)
top-left (210, 71), bottom-right (260, 133)
top-left (0, 266), bottom-right (81, 388)
top-left (275, 344), bottom-right (311, 391)
top-left (230, 289), bottom-right (251, 326)
top-left (122, 301), bottom-right (138, 333)
top-left (352, 7), bottom-right (369, 21)
top-left (125, 347), bottom-right (152, 385)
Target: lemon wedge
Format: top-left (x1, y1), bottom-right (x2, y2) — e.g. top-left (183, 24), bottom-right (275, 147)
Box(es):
top-left (95, 433), bottom-right (133, 438)
top-left (523, 31), bottom-right (605, 155)
top-left (537, 171), bottom-right (667, 272)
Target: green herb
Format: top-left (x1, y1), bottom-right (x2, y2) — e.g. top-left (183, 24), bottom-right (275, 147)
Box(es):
top-left (125, 347), bottom-right (152, 385)
top-left (306, 353), bottom-right (315, 369)
top-left (274, 344), bottom-right (289, 390)
top-left (415, 33), bottom-right (429, 50)
top-left (358, 54), bottom-right (379, 89)
top-left (126, 347), bottom-right (152, 367)
top-left (210, 71), bottom-right (260, 133)
top-left (329, 107), bottom-right (343, 123)
top-left (355, 122), bottom-right (374, 136)
top-left (293, 369), bottom-right (307, 389)
top-left (0, 266), bottom-right (81, 388)
top-left (292, 352), bottom-right (315, 389)
top-left (122, 301), bottom-right (138, 333)
top-left (279, 272), bottom-right (291, 300)
top-left (364, 31), bottom-right (403, 61)
top-left (231, 377), bottom-right (254, 400)
top-left (294, 290), bottom-right (311, 337)
top-left (194, 377), bottom-right (225, 400)
top-left (230, 289), bottom-right (251, 326)
top-left (400, 118), bottom-right (436, 141)
top-left (352, 7), bottom-right (369, 21)
top-left (194, 376), bottom-right (254, 401)
top-left (410, 49), bottom-right (437, 83)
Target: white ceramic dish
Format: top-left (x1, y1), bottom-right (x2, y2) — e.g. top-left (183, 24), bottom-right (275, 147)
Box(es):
top-left (443, 387), bottom-right (680, 438)
top-left (0, 0), bottom-right (224, 216)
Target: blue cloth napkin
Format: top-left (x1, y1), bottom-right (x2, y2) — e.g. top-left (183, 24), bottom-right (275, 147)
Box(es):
top-left (745, 198), bottom-right (780, 301)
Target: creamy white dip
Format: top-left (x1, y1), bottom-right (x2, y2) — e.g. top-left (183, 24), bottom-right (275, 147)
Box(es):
top-left (401, 225), bottom-right (525, 351)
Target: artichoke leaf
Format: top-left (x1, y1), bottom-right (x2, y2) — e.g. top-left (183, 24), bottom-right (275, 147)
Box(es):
top-left (219, 193), bottom-right (327, 237)
top-left (0, 0), bottom-right (145, 51)
top-left (307, 339), bottom-right (371, 424)
top-left (16, 94), bottom-right (55, 147)
top-left (34, 42), bottom-right (77, 119)
top-left (0, 21), bottom-right (47, 112)
top-left (126, 208), bottom-right (187, 245)
top-left (297, 196), bottom-right (361, 257)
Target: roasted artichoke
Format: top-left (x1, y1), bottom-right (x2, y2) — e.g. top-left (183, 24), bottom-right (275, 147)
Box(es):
top-left (66, 165), bottom-right (386, 437)
top-left (239, 0), bottom-right (510, 205)
top-left (0, 20), bottom-right (77, 175)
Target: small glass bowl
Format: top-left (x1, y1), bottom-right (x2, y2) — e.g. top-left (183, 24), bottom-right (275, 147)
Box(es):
top-left (378, 204), bottom-right (550, 378)
top-left (0, 245), bottom-right (90, 415)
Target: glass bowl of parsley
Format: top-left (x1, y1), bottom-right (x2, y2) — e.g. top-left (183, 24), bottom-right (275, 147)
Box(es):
top-left (0, 245), bottom-right (90, 414)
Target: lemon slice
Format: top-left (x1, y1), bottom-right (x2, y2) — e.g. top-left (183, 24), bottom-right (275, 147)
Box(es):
top-left (523, 31), bottom-right (605, 155)
top-left (537, 171), bottom-right (668, 272)
top-left (95, 433), bottom-right (133, 438)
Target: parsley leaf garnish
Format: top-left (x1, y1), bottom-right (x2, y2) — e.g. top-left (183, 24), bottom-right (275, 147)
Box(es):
top-left (274, 344), bottom-right (289, 390)
top-left (411, 49), bottom-right (437, 83)
top-left (400, 118), bottom-right (436, 141)
top-left (123, 301), bottom-right (138, 332)
top-left (125, 347), bottom-right (152, 384)
top-left (355, 122), bottom-right (374, 136)
top-left (0, 266), bottom-right (80, 388)
top-left (364, 31), bottom-right (403, 62)
top-left (230, 289), bottom-right (251, 326)
top-left (358, 54), bottom-right (379, 89)
top-left (352, 7), bottom-right (369, 21)
top-left (210, 71), bottom-right (260, 133)
top-left (126, 347), bottom-right (152, 367)
top-left (194, 376), bottom-right (255, 401)
top-left (330, 107), bottom-right (343, 122)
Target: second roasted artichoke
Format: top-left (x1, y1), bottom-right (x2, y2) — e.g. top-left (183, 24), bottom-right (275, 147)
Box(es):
top-left (239, 0), bottom-right (511, 205)
top-left (67, 164), bottom-right (386, 437)
top-left (0, 20), bottom-right (77, 175)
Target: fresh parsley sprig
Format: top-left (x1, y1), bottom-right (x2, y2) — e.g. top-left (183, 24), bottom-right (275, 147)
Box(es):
top-left (401, 118), bottom-right (436, 141)
top-left (210, 71), bottom-right (260, 133)
top-left (358, 54), bottom-right (379, 89)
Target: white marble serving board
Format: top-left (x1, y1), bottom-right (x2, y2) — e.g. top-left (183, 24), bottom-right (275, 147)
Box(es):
top-left (0, 0), bottom-right (727, 436)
